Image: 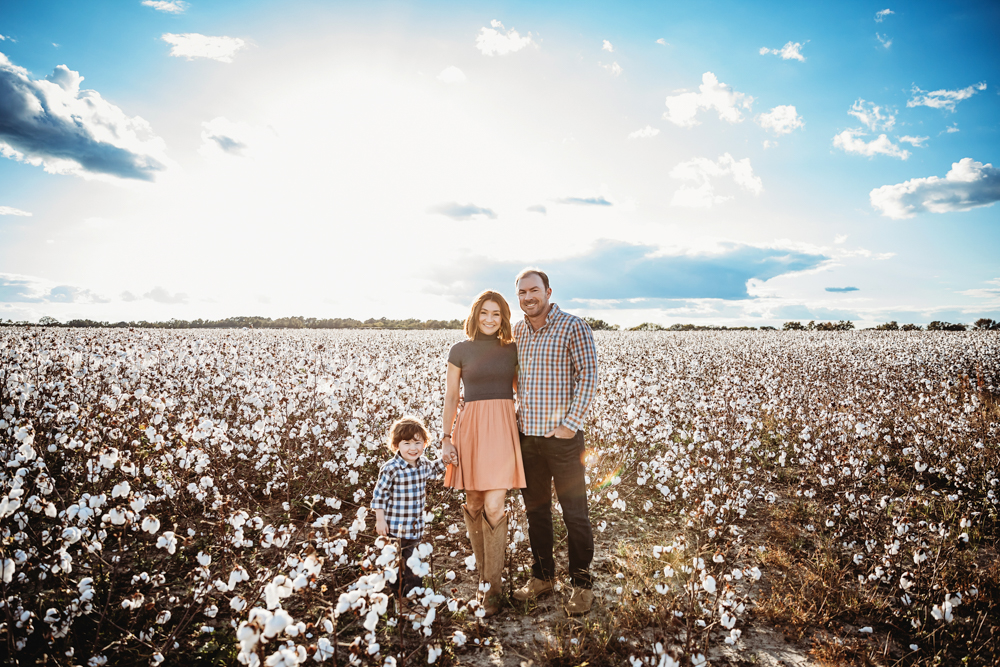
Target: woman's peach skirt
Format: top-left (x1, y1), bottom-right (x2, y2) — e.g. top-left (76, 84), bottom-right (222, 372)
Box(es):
top-left (444, 398), bottom-right (526, 491)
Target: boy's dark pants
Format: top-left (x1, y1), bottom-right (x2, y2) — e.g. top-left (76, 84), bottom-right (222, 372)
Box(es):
top-left (394, 537), bottom-right (422, 597)
top-left (519, 430), bottom-right (594, 589)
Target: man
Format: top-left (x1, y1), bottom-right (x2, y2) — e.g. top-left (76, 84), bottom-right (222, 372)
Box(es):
top-left (511, 268), bottom-right (599, 615)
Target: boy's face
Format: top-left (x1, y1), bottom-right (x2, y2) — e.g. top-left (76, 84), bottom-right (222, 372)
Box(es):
top-left (397, 436), bottom-right (426, 464)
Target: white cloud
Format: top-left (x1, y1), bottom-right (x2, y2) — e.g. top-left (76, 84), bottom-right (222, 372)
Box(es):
top-left (143, 286), bottom-right (188, 304)
top-left (628, 125), bottom-right (659, 139)
top-left (656, 38), bottom-right (667, 46)
top-left (834, 234), bottom-right (848, 244)
top-left (437, 66), bottom-right (466, 84)
top-left (898, 135), bottom-right (929, 147)
top-left (833, 129), bottom-right (910, 159)
top-left (870, 158), bottom-right (1000, 219)
top-left (199, 117), bottom-right (275, 159)
top-left (670, 153), bottom-right (762, 208)
top-left (119, 287), bottom-right (188, 303)
top-left (756, 105), bottom-right (804, 135)
top-left (945, 123), bottom-right (960, 133)
top-left (161, 33), bottom-right (246, 62)
top-left (0, 206), bottom-right (32, 216)
top-left (428, 202), bottom-right (497, 219)
top-left (664, 72), bottom-right (753, 128)
top-left (876, 33), bottom-right (892, 49)
top-left (142, 1), bottom-right (189, 13)
top-left (0, 273), bottom-right (109, 304)
top-left (874, 8), bottom-right (894, 22)
top-left (759, 41), bottom-right (806, 62)
top-left (0, 52), bottom-right (169, 181)
top-left (847, 99), bottom-right (895, 131)
top-left (907, 82), bottom-right (986, 111)
top-left (601, 61), bottom-right (622, 76)
top-left (959, 278), bottom-right (1000, 301)
top-left (602, 40), bottom-right (614, 52)
top-left (763, 140), bottom-right (775, 149)
top-left (475, 20), bottom-right (533, 56)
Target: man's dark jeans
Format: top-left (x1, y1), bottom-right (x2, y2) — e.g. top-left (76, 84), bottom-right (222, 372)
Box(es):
top-left (519, 431), bottom-right (594, 589)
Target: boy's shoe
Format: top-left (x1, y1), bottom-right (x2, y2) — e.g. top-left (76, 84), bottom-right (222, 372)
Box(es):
top-left (512, 577), bottom-right (554, 602)
top-left (564, 587), bottom-right (594, 616)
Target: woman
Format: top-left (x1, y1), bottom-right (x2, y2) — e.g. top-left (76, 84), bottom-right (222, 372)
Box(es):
top-left (441, 290), bottom-right (526, 617)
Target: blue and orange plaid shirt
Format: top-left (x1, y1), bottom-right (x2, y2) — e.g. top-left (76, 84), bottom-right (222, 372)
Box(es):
top-left (514, 303), bottom-right (599, 436)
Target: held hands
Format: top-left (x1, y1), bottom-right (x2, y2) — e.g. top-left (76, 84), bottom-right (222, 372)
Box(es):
top-left (544, 424), bottom-right (577, 439)
top-left (441, 439), bottom-right (459, 466)
top-left (375, 517), bottom-right (389, 537)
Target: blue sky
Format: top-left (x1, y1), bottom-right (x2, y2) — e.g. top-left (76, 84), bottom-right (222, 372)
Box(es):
top-left (1, 0), bottom-right (998, 327)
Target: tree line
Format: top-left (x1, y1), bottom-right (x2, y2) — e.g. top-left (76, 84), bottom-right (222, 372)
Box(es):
top-left (3, 316), bottom-right (998, 331)
top-left (4, 316), bottom-right (463, 330)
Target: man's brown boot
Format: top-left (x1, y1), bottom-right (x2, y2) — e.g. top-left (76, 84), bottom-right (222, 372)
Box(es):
top-left (564, 587), bottom-right (594, 616)
top-left (513, 577), bottom-right (554, 602)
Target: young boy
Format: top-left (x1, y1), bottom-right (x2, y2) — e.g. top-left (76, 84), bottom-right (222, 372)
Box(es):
top-left (371, 416), bottom-right (448, 599)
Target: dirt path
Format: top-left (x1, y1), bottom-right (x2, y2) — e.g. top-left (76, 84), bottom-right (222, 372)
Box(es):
top-left (410, 510), bottom-right (819, 667)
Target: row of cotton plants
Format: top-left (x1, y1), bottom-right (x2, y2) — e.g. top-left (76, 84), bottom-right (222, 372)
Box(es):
top-left (1, 328), bottom-right (997, 665)
top-left (588, 331), bottom-right (998, 665)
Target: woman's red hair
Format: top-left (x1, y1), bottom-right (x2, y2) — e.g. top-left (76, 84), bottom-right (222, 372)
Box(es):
top-left (464, 290), bottom-right (514, 345)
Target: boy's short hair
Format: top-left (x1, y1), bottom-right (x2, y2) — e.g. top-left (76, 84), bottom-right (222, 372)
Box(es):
top-left (386, 416), bottom-right (430, 452)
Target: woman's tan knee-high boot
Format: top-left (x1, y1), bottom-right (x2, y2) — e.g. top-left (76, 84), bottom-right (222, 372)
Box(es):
top-left (481, 513), bottom-right (508, 617)
top-left (462, 505), bottom-right (484, 579)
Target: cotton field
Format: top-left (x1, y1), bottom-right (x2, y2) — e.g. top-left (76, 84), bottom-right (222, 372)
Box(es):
top-left (0, 328), bottom-right (997, 666)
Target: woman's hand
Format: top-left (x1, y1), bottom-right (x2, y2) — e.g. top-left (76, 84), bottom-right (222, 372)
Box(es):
top-left (441, 441), bottom-right (459, 466)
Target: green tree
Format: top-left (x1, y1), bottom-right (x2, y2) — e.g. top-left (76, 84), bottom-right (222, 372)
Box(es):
top-left (927, 321), bottom-right (967, 331)
top-left (782, 321), bottom-right (806, 330)
top-left (584, 317), bottom-right (620, 331)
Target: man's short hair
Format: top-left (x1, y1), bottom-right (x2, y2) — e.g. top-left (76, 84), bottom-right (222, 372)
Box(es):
top-left (515, 268), bottom-right (550, 290)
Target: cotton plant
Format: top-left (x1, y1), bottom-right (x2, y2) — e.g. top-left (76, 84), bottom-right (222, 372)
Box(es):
top-left (1, 327), bottom-right (998, 664)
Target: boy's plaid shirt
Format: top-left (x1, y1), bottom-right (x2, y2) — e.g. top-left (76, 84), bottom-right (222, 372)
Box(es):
top-left (370, 453), bottom-right (446, 540)
top-left (514, 303), bottom-right (599, 436)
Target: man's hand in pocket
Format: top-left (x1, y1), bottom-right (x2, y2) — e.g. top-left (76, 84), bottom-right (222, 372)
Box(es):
top-left (544, 425), bottom-right (577, 439)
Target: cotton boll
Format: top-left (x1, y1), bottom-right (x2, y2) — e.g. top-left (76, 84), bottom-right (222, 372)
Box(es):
top-left (262, 609), bottom-right (292, 638)
top-left (155, 532), bottom-right (177, 554)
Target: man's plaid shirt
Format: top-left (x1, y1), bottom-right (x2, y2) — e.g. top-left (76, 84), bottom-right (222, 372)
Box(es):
top-left (514, 303), bottom-right (599, 436)
top-left (370, 453), bottom-right (446, 539)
